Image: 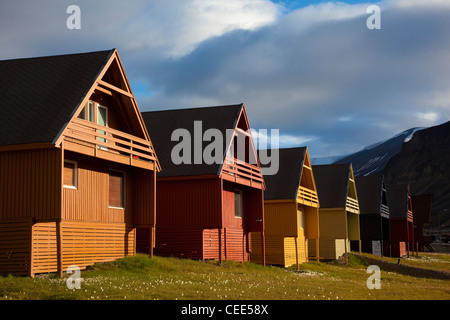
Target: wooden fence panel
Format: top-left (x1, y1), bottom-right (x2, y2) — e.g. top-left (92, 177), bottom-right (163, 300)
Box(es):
top-left (60, 221), bottom-right (135, 271)
top-left (32, 222), bottom-right (58, 274)
top-left (0, 219), bottom-right (32, 276)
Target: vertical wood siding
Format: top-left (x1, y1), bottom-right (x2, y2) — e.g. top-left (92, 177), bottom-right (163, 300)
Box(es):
top-left (62, 154), bottom-right (134, 223)
top-left (222, 189), bottom-right (242, 229)
top-left (319, 209), bottom-right (348, 239)
top-left (304, 205), bottom-right (319, 239)
top-left (0, 219), bottom-right (32, 276)
top-left (0, 149), bottom-right (62, 221)
top-left (132, 169), bottom-right (155, 226)
top-left (263, 202), bottom-right (297, 237)
top-left (156, 178), bottom-right (222, 228)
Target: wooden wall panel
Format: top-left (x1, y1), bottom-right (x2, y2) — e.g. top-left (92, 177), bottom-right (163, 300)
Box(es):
top-left (263, 202), bottom-right (297, 237)
top-left (318, 209), bottom-right (347, 239)
top-left (62, 153), bottom-right (134, 224)
top-left (251, 233), bottom-right (283, 265)
top-left (304, 205), bottom-right (319, 239)
top-left (347, 212), bottom-right (360, 241)
top-left (0, 219), bottom-right (32, 276)
top-left (26, 220), bottom-right (136, 275)
top-left (224, 227), bottom-right (248, 262)
top-left (0, 149), bottom-right (61, 221)
top-left (60, 221), bottom-right (135, 271)
top-left (32, 222), bottom-right (58, 274)
top-left (284, 237), bottom-right (308, 267)
top-left (244, 188), bottom-right (264, 233)
top-left (154, 225), bottom-right (203, 260)
top-left (203, 229), bottom-right (220, 260)
top-left (222, 189), bottom-right (242, 229)
top-left (316, 238), bottom-right (342, 260)
top-left (132, 169), bottom-right (155, 226)
top-left (156, 178), bottom-right (222, 228)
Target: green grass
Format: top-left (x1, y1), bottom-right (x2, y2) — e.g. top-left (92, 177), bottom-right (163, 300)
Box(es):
top-left (356, 251), bottom-right (450, 272)
top-left (0, 253), bottom-right (449, 300)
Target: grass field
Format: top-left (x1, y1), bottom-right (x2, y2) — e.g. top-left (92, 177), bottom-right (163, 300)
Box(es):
top-left (0, 252), bottom-right (449, 300)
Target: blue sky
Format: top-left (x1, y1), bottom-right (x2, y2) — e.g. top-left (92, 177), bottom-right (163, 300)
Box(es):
top-left (1, 0), bottom-right (449, 159)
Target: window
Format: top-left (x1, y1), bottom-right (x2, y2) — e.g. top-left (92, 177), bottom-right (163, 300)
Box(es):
top-left (234, 190), bottom-right (243, 218)
top-left (63, 160), bottom-right (77, 189)
top-left (298, 208), bottom-right (304, 229)
top-left (109, 170), bottom-right (125, 209)
top-left (78, 101), bottom-right (95, 122)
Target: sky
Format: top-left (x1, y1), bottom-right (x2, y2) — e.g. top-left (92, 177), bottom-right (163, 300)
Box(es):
top-left (1, 0), bottom-right (450, 159)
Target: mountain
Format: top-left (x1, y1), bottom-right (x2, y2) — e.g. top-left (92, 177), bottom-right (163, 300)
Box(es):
top-left (333, 127), bottom-right (425, 176)
top-left (382, 120), bottom-right (450, 229)
top-left (321, 120), bottom-right (450, 228)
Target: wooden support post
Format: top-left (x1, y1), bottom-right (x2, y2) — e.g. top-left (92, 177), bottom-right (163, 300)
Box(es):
top-left (57, 142), bottom-right (64, 278)
top-left (56, 219), bottom-right (63, 278)
top-left (218, 228), bottom-right (222, 265)
top-left (149, 226), bottom-right (154, 258)
top-left (295, 236), bottom-right (299, 271)
top-left (29, 221), bottom-right (35, 278)
top-left (261, 231), bottom-right (266, 267)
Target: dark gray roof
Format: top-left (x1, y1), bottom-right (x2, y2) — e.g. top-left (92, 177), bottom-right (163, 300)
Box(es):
top-left (355, 174), bottom-right (384, 215)
top-left (258, 147), bottom-right (306, 200)
top-left (141, 104), bottom-right (243, 177)
top-left (386, 184), bottom-right (411, 219)
top-left (312, 163), bottom-right (351, 208)
top-left (0, 49), bottom-right (114, 147)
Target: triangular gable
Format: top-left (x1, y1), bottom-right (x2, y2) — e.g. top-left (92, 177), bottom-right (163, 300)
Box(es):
top-left (219, 104), bottom-right (264, 189)
top-left (54, 49), bottom-right (160, 171)
top-left (296, 148), bottom-right (319, 207)
top-left (345, 164), bottom-right (359, 213)
top-left (407, 185), bottom-right (413, 221)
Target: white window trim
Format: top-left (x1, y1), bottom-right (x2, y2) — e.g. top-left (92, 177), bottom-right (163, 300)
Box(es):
top-left (63, 160), bottom-right (78, 190)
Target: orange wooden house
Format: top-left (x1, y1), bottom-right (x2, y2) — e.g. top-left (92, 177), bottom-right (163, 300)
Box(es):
top-left (141, 104), bottom-right (265, 263)
top-left (251, 147), bottom-right (320, 268)
top-left (0, 49), bottom-right (160, 277)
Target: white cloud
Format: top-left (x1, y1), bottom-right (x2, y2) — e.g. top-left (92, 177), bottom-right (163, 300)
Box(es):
top-left (2, 0), bottom-right (450, 158)
top-left (121, 0), bottom-right (282, 57)
top-left (416, 112), bottom-right (439, 123)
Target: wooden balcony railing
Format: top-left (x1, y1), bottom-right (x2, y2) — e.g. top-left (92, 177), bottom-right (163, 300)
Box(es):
top-left (346, 197), bottom-right (359, 213)
top-left (407, 210), bottom-right (413, 222)
top-left (222, 157), bottom-right (264, 188)
top-left (297, 186), bottom-right (319, 207)
top-left (63, 118), bottom-right (157, 169)
top-left (380, 204), bottom-right (390, 218)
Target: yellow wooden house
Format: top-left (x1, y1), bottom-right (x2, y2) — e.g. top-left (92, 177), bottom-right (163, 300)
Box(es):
top-left (251, 147), bottom-right (320, 267)
top-left (311, 163), bottom-right (361, 260)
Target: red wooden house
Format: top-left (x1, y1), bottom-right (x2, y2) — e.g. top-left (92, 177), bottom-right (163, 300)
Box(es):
top-left (411, 194), bottom-right (433, 252)
top-left (0, 49), bottom-right (160, 277)
top-left (387, 184), bottom-right (414, 257)
top-left (141, 104), bottom-right (265, 263)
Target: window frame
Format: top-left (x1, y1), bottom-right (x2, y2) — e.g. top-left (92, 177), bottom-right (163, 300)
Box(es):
top-left (108, 169), bottom-right (126, 210)
top-left (234, 190), bottom-right (243, 219)
top-left (63, 160), bottom-right (78, 190)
